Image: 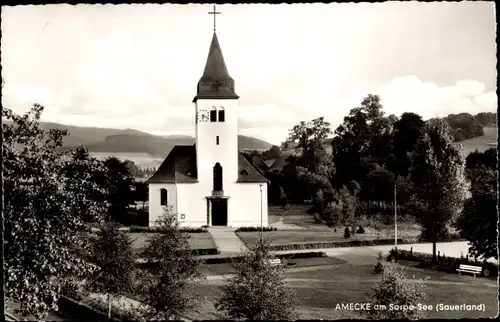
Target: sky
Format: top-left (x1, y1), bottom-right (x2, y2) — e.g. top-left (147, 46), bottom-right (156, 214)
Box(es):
top-left (1, 3), bottom-right (497, 145)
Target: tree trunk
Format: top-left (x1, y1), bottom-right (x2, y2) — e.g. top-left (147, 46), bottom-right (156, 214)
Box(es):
top-left (107, 293), bottom-right (112, 319)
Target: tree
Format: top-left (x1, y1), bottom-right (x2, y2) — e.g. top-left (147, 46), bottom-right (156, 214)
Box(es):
top-left (123, 159), bottom-right (141, 178)
top-left (286, 117), bottom-right (334, 201)
top-left (3, 105), bottom-right (104, 319)
top-left (267, 145), bottom-right (283, 159)
top-left (365, 261), bottom-right (427, 320)
top-left (409, 118), bottom-right (469, 260)
top-left (87, 221), bottom-right (135, 319)
top-left (138, 208), bottom-right (201, 320)
top-left (331, 94), bottom-right (393, 188)
top-left (389, 112), bottom-right (425, 177)
top-left (465, 147), bottom-right (497, 172)
top-left (455, 165), bottom-right (498, 260)
top-left (134, 180), bottom-right (149, 209)
top-left (215, 241), bottom-right (298, 320)
top-left (360, 167), bottom-right (395, 202)
top-left (103, 157), bottom-right (136, 224)
top-left (61, 146), bottom-right (108, 223)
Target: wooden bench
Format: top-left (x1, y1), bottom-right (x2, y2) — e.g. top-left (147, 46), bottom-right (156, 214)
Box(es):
top-left (456, 264), bottom-right (482, 277)
top-left (266, 258), bottom-right (282, 267)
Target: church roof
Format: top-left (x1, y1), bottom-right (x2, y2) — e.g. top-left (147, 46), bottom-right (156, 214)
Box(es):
top-left (147, 144), bottom-right (269, 184)
top-left (193, 33), bottom-right (239, 102)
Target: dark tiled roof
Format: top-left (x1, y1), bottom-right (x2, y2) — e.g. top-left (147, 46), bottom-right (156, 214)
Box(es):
top-left (146, 145), bottom-right (198, 184)
top-left (251, 155), bottom-right (269, 172)
top-left (147, 144), bottom-right (268, 184)
top-left (267, 157), bottom-right (286, 171)
top-left (237, 153), bottom-right (269, 183)
top-left (193, 33), bottom-right (239, 102)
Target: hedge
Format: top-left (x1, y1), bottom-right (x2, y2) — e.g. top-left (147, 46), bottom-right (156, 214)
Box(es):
top-left (268, 238), bottom-right (417, 251)
top-left (201, 251), bottom-right (327, 265)
top-left (129, 226), bottom-right (208, 233)
top-left (235, 226), bottom-right (278, 232)
top-left (387, 248), bottom-right (498, 278)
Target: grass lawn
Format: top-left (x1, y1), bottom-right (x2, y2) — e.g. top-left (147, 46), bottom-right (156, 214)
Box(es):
top-left (199, 256), bottom-right (347, 276)
top-left (191, 262), bottom-right (498, 319)
top-left (129, 232), bottom-right (217, 253)
top-left (237, 222), bottom-right (422, 247)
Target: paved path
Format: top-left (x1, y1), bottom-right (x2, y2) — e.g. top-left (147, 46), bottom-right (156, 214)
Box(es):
top-left (272, 241), bottom-right (497, 264)
top-left (207, 227), bottom-right (248, 255)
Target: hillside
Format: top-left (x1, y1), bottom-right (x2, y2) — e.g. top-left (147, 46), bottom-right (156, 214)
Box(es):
top-left (281, 127), bottom-right (496, 160)
top-left (455, 126), bottom-right (497, 156)
top-left (8, 121), bottom-right (273, 157)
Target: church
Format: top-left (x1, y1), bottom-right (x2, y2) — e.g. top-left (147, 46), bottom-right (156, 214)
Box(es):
top-left (147, 19), bottom-right (269, 228)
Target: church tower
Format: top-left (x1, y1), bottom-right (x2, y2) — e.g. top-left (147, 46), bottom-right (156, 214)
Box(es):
top-left (193, 31), bottom-right (239, 193)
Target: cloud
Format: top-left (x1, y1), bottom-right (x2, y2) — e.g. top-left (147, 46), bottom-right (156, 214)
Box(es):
top-left (1, 4), bottom-right (496, 145)
top-left (376, 76), bottom-right (497, 120)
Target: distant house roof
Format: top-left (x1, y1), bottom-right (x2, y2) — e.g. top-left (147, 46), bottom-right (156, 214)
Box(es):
top-left (267, 157), bottom-right (286, 172)
top-left (147, 144), bottom-right (268, 184)
top-left (263, 159), bottom-right (276, 168)
top-left (251, 155), bottom-right (269, 173)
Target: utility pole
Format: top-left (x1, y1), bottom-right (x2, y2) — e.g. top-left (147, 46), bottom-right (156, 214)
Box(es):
top-left (394, 183), bottom-right (398, 251)
top-left (260, 184), bottom-right (263, 247)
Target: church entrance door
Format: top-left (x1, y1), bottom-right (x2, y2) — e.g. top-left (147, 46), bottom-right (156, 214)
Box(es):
top-left (211, 198), bottom-right (228, 226)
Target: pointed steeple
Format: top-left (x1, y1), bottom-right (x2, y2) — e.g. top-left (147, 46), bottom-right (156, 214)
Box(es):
top-left (193, 32), bottom-right (239, 102)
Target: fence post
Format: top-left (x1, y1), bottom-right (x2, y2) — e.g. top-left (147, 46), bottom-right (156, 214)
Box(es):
top-left (410, 247), bottom-right (413, 256)
top-left (438, 250), bottom-right (440, 259)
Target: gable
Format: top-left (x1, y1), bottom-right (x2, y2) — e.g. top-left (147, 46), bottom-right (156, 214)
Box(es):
top-left (147, 144), bottom-right (269, 184)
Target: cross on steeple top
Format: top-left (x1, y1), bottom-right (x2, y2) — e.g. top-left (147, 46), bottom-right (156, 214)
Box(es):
top-left (208, 5), bottom-right (221, 32)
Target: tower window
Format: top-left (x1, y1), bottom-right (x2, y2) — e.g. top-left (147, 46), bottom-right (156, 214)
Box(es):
top-left (210, 106), bottom-right (217, 122)
top-left (216, 136), bottom-right (219, 145)
top-left (213, 163), bottom-right (223, 191)
top-left (218, 107), bottom-right (225, 122)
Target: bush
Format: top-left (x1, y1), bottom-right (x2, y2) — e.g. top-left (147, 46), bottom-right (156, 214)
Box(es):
top-left (387, 248), bottom-right (498, 278)
top-left (235, 226), bottom-right (278, 232)
top-left (344, 227), bottom-right (351, 239)
top-left (313, 213), bottom-right (323, 224)
top-left (199, 251), bottom-right (327, 265)
top-left (129, 225), bottom-right (208, 233)
top-left (373, 262), bottom-right (383, 274)
top-left (356, 225), bottom-right (365, 234)
top-left (191, 248), bottom-right (220, 256)
top-left (269, 238), bottom-right (416, 252)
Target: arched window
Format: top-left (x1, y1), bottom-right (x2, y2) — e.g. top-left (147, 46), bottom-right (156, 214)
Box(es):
top-left (210, 106), bottom-right (217, 122)
top-left (213, 162), bottom-right (223, 191)
top-left (160, 188), bottom-right (168, 206)
top-left (218, 107), bottom-right (225, 122)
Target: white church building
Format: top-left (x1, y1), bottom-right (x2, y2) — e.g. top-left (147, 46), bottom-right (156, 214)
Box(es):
top-left (147, 30), bottom-right (269, 228)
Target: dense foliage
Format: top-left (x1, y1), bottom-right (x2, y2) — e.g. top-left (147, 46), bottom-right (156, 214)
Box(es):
top-left (215, 242), bottom-right (298, 320)
top-left (365, 261), bottom-right (427, 319)
top-left (87, 222), bottom-right (135, 318)
top-left (102, 156), bottom-right (137, 223)
top-left (455, 148), bottom-right (498, 260)
top-left (3, 105), bottom-right (106, 319)
top-left (137, 209), bottom-right (201, 320)
top-left (409, 118), bottom-right (469, 259)
top-left (444, 112), bottom-right (496, 142)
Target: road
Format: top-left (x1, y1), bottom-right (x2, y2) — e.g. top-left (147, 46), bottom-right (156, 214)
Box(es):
top-left (273, 241), bottom-right (497, 265)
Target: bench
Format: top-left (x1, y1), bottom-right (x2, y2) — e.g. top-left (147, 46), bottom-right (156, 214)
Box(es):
top-left (266, 258), bottom-right (282, 267)
top-left (456, 264), bottom-right (482, 277)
